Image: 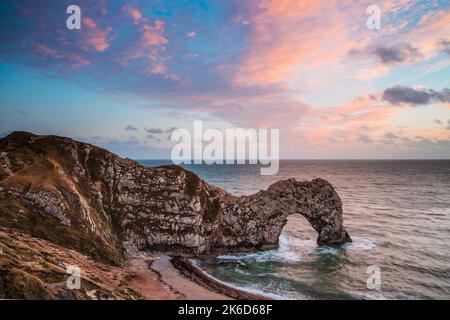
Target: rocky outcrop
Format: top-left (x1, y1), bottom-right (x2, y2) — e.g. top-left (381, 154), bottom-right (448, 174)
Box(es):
top-left (0, 227), bottom-right (142, 299)
top-left (211, 178), bottom-right (351, 252)
top-left (0, 131), bottom-right (351, 263)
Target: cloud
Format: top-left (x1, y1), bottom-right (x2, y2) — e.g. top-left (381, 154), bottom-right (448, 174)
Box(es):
top-left (141, 20), bottom-right (167, 46)
top-left (382, 132), bottom-right (399, 139)
top-left (145, 127), bottom-right (178, 134)
top-left (116, 12), bottom-right (172, 79)
top-left (145, 127), bottom-right (165, 134)
top-left (122, 5), bottom-right (142, 23)
top-left (372, 44), bottom-right (421, 65)
top-left (232, 1), bottom-right (360, 87)
top-left (186, 32), bottom-right (196, 38)
top-left (382, 86), bottom-right (450, 105)
top-left (438, 40), bottom-right (450, 56)
top-left (124, 136), bottom-right (140, 145)
top-left (125, 125), bottom-right (138, 131)
top-left (77, 135), bottom-right (140, 147)
top-left (407, 136), bottom-right (450, 151)
top-left (447, 120), bottom-right (450, 130)
top-left (434, 119), bottom-right (443, 125)
top-left (230, 1), bottom-right (443, 89)
top-left (1, 1), bottom-right (450, 159)
top-left (358, 134), bottom-right (373, 143)
top-left (79, 17), bottom-right (112, 52)
top-left (166, 127), bottom-right (178, 133)
top-left (400, 136), bottom-right (412, 143)
top-left (146, 134), bottom-right (162, 143)
top-left (32, 44), bottom-right (62, 59)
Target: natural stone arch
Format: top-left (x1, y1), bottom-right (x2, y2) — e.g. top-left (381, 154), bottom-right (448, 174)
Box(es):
top-left (106, 164), bottom-right (352, 255)
top-left (0, 132), bottom-right (351, 259)
top-left (208, 178), bottom-right (351, 254)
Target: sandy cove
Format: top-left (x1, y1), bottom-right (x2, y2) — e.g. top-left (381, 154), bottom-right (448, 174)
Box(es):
top-left (128, 251), bottom-right (270, 300)
top-left (0, 227), bottom-right (267, 300)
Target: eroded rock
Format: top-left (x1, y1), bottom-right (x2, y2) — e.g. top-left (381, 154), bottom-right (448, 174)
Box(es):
top-left (0, 131), bottom-right (351, 262)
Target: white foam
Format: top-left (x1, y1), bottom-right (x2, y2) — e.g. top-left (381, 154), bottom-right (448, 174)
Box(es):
top-left (191, 259), bottom-right (289, 300)
top-left (345, 236), bottom-right (376, 251)
top-left (216, 235), bottom-right (375, 264)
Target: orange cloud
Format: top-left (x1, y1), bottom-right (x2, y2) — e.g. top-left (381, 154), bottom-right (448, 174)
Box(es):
top-left (233, 0), bottom-right (449, 90)
top-left (33, 44), bottom-right (61, 58)
top-left (117, 17), bottom-right (171, 77)
top-left (80, 17), bottom-right (111, 52)
top-left (122, 5), bottom-right (143, 23)
top-left (233, 0), bottom-right (361, 87)
top-left (410, 10), bottom-right (450, 57)
top-left (141, 20), bottom-right (168, 46)
top-left (31, 43), bottom-right (90, 69)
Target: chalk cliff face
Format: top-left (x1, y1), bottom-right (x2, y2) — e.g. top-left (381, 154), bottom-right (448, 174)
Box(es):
top-left (0, 132), bottom-right (351, 264)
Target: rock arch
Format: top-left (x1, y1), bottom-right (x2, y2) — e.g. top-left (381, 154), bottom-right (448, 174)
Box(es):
top-left (117, 169), bottom-right (352, 255)
top-left (208, 178), bottom-right (352, 254)
top-left (0, 132), bottom-right (351, 259)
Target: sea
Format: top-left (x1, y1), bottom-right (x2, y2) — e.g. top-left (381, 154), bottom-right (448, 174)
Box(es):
top-left (140, 160), bottom-right (450, 300)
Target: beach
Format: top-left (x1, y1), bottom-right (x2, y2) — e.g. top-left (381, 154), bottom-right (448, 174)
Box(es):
top-left (127, 251), bottom-right (269, 300)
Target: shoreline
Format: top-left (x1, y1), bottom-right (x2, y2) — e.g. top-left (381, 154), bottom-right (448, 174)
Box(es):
top-left (170, 256), bottom-right (271, 300)
top-left (128, 251), bottom-right (270, 300)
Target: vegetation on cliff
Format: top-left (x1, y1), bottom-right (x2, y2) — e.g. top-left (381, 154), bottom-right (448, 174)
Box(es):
top-left (0, 131), bottom-right (350, 299)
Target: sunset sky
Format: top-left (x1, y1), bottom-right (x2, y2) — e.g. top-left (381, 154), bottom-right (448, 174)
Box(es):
top-left (0, 0), bottom-right (449, 159)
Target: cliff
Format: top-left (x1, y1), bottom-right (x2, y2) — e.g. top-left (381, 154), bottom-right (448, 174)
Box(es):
top-left (0, 131), bottom-right (351, 298)
top-left (0, 227), bottom-right (142, 299)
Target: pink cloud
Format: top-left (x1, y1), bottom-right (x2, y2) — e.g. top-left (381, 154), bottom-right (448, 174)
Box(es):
top-left (232, 0), bottom-right (449, 90)
top-left (30, 43), bottom-right (90, 70)
top-left (232, 0), bottom-right (362, 87)
top-left (159, 1), bottom-right (449, 155)
top-left (116, 16), bottom-right (177, 80)
top-left (80, 17), bottom-right (111, 52)
top-left (410, 10), bottom-right (450, 58)
top-left (33, 44), bottom-right (61, 58)
top-left (66, 55), bottom-right (91, 69)
top-left (186, 31), bottom-right (196, 38)
top-left (122, 5), bottom-right (143, 23)
top-left (141, 20), bottom-right (168, 46)
top-left (144, 61), bottom-right (167, 75)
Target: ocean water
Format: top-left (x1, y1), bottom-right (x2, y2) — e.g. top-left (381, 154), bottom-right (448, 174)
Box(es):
top-left (140, 160), bottom-right (450, 300)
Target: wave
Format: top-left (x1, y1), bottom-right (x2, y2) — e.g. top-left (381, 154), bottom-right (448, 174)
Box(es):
top-left (216, 235), bottom-right (375, 264)
top-left (191, 259), bottom-right (292, 300)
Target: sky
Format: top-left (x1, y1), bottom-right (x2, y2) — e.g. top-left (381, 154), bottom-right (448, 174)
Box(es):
top-left (0, 0), bottom-right (449, 159)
